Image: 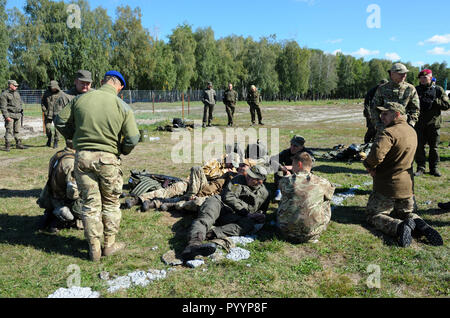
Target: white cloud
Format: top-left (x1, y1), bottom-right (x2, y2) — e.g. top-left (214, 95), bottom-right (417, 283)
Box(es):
top-left (427, 47), bottom-right (450, 56)
top-left (418, 41), bottom-right (425, 46)
top-left (385, 52), bottom-right (401, 61)
top-left (331, 49), bottom-right (342, 55)
top-left (424, 34), bottom-right (450, 45)
top-left (350, 48), bottom-right (379, 58)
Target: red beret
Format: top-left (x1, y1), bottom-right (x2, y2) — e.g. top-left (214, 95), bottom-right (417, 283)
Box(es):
top-left (418, 69), bottom-right (432, 78)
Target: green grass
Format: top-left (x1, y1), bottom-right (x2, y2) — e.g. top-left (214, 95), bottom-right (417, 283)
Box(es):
top-left (0, 101), bottom-right (448, 298)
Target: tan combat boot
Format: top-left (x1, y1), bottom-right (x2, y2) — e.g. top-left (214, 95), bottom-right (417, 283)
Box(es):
top-left (103, 235), bottom-right (126, 257)
top-left (88, 239), bottom-right (102, 262)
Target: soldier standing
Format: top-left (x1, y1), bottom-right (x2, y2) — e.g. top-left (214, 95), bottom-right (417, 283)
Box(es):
top-left (363, 79), bottom-right (388, 143)
top-left (54, 70), bottom-right (93, 147)
top-left (223, 83), bottom-right (238, 126)
top-left (181, 165), bottom-right (270, 261)
top-left (246, 85), bottom-right (264, 126)
top-left (41, 80), bottom-right (63, 148)
top-left (414, 69), bottom-right (450, 177)
top-left (0, 80), bottom-right (27, 151)
top-left (371, 63), bottom-right (420, 132)
top-left (55, 70), bottom-right (140, 261)
top-left (364, 102), bottom-right (443, 247)
top-left (277, 152), bottom-right (335, 243)
top-left (202, 82), bottom-right (216, 128)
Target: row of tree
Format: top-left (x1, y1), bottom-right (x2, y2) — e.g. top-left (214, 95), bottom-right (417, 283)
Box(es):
top-left (2, 0), bottom-right (449, 100)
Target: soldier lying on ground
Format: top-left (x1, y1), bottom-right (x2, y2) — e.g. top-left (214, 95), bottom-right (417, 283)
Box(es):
top-left (124, 152), bottom-right (243, 212)
top-left (37, 141), bottom-right (83, 233)
top-left (181, 165), bottom-right (270, 261)
top-left (277, 152), bottom-right (335, 243)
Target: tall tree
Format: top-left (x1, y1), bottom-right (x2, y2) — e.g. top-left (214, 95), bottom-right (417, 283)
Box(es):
top-left (0, 0), bottom-right (8, 87)
top-left (169, 23), bottom-right (196, 91)
top-left (192, 27), bottom-right (218, 89)
top-left (149, 40), bottom-right (176, 90)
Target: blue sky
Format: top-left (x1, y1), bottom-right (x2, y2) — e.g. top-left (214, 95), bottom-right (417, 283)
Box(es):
top-left (6, 0), bottom-right (450, 66)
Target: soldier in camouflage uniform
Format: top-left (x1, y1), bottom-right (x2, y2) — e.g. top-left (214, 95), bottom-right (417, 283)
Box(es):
top-left (414, 69), bottom-right (450, 177)
top-left (202, 82), bottom-right (216, 128)
top-left (54, 70), bottom-right (93, 147)
top-left (371, 63), bottom-right (420, 133)
top-left (37, 142), bottom-right (83, 233)
top-left (223, 83), bottom-right (238, 126)
top-left (363, 79), bottom-right (388, 143)
top-left (181, 165), bottom-right (269, 261)
top-left (246, 85), bottom-right (263, 125)
top-left (55, 71), bottom-right (140, 261)
top-left (277, 152), bottom-right (335, 243)
top-left (0, 80), bottom-right (27, 151)
top-left (41, 80), bottom-right (63, 148)
top-left (364, 102), bottom-right (443, 247)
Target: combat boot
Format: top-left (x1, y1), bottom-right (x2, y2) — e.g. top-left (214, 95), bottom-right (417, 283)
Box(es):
top-left (414, 219), bottom-right (443, 246)
top-left (429, 168), bottom-right (441, 177)
top-left (397, 218), bottom-right (415, 247)
top-left (46, 136), bottom-right (51, 147)
top-left (160, 202), bottom-right (178, 211)
top-left (141, 200), bottom-right (155, 212)
top-left (53, 139), bottom-right (58, 149)
top-left (181, 232), bottom-right (216, 261)
top-left (4, 141), bottom-right (10, 152)
top-left (103, 236), bottom-right (126, 257)
top-left (414, 168), bottom-right (425, 177)
top-left (125, 196), bottom-right (139, 209)
top-left (88, 239), bottom-right (102, 262)
top-left (16, 140), bottom-right (28, 150)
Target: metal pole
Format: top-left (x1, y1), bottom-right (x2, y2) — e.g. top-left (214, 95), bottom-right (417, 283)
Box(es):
top-left (182, 92), bottom-right (185, 120)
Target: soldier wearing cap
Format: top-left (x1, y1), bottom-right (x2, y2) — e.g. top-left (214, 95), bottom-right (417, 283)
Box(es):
top-left (364, 102), bottom-right (443, 247)
top-left (223, 83), bottom-right (238, 126)
top-left (363, 79), bottom-right (388, 143)
top-left (270, 135), bottom-right (314, 201)
top-left (1, 80), bottom-right (27, 151)
top-left (371, 63), bottom-right (420, 133)
top-left (277, 152), bottom-right (335, 243)
top-left (181, 165), bottom-right (270, 261)
top-left (54, 70), bottom-right (93, 147)
top-left (246, 85), bottom-right (264, 126)
top-left (202, 82), bottom-right (216, 128)
top-left (41, 80), bottom-right (63, 148)
top-left (414, 69), bottom-right (450, 177)
top-left (54, 70), bottom-right (140, 261)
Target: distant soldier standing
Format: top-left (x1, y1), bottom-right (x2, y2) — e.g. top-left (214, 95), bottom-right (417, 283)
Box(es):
top-left (202, 82), bottom-right (216, 128)
top-left (247, 85), bottom-right (263, 125)
top-left (0, 80), bottom-right (27, 151)
top-left (414, 69), bottom-right (450, 177)
top-left (55, 71), bottom-right (140, 262)
top-left (223, 83), bottom-right (238, 126)
top-left (41, 80), bottom-right (63, 148)
top-left (363, 79), bottom-right (388, 143)
top-left (371, 63), bottom-right (420, 132)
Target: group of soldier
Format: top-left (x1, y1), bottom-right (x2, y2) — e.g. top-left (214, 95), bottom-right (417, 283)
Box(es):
top-left (202, 82), bottom-right (264, 127)
top-left (1, 60), bottom-right (447, 263)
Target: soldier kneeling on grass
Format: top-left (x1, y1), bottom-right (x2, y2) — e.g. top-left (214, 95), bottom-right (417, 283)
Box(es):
top-left (37, 140), bottom-right (83, 233)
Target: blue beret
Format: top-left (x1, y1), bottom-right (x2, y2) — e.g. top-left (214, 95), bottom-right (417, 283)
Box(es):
top-left (105, 70), bottom-right (126, 88)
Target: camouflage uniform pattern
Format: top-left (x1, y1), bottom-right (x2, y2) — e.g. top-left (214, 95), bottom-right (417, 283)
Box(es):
top-left (74, 151), bottom-right (123, 244)
top-left (366, 192), bottom-right (420, 237)
top-left (202, 87), bottom-right (216, 125)
top-left (223, 88), bottom-right (238, 125)
top-left (246, 89), bottom-right (263, 124)
top-left (277, 171), bottom-right (335, 243)
top-left (42, 85), bottom-right (63, 143)
top-left (371, 80), bottom-right (420, 130)
top-left (138, 180), bottom-right (188, 202)
top-left (0, 89), bottom-right (23, 143)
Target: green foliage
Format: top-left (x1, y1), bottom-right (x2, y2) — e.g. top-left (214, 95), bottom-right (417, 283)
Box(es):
top-left (0, 0), bottom-right (8, 87)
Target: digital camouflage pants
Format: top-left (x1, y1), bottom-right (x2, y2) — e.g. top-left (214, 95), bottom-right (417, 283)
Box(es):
top-left (74, 151), bottom-right (123, 245)
top-left (366, 192), bottom-right (420, 237)
top-left (4, 116), bottom-right (22, 143)
top-left (44, 118), bottom-right (61, 142)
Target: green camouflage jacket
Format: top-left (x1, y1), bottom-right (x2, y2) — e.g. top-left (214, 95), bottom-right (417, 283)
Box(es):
top-left (0, 89), bottom-right (23, 119)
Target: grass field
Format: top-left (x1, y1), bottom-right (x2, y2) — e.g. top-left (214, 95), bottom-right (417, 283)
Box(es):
top-left (1, 100), bottom-right (449, 298)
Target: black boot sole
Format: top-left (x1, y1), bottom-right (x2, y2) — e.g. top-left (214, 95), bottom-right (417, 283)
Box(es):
top-left (422, 227), bottom-right (443, 246)
top-left (397, 224), bottom-right (413, 247)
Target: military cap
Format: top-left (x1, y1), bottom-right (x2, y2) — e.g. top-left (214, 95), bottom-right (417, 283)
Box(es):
top-left (49, 80), bottom-right (59, 89)
top-left (246, 165), bottom-right (268, 180)
top-left (8, 80), bottom-right (19, 87)
top-left (389, 63), bottom-right (409, 74)
top-left (225, 152), bottom-right (241, 168)
top-left (418, 69), bottom-right (432, 78)
top-left (377, 102), bottom-right (406, 115)
top-left (290, 135), bottom-right (305, 147)
top-left (207, 82), bottom-right (213, 86)
top-left (105, 70), bottom-right (126, 88)
top-left (76, 70), bottom-right (93, 83)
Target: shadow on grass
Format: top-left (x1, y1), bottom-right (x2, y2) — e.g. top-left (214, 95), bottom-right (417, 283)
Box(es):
top-left (0, 188), bottom-right (41, 198)
top-left (313, 164), bottom-right (367, 175)
top-left (0, 213), bottom-right (88, 259)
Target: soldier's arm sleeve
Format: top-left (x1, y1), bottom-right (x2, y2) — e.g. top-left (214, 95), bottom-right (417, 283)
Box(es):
top-left (120, 103), bottom-right (140, 156)
top-left (258, 189), bottom-right (270, 214)
top-left (54, 98), bottom-right (75, 140)
top-left (222, 181), bottom-right (249, 213)
top-left (63, 160), bottom-right (79, 200)
top-left (363, 131), bottom-right (394, 170)
top-left (407, 88), bottom-right (420, 125)
top-left (323, 180), bottom-right (336, 201)
top-left (370, 88), bottom-right (382, 126)
top-left (41, 96), bottom-right (47, 112)
top-left (435, 87), bottom-right (450, 110)
top-left (0, 94), bottom-right (8, 118)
